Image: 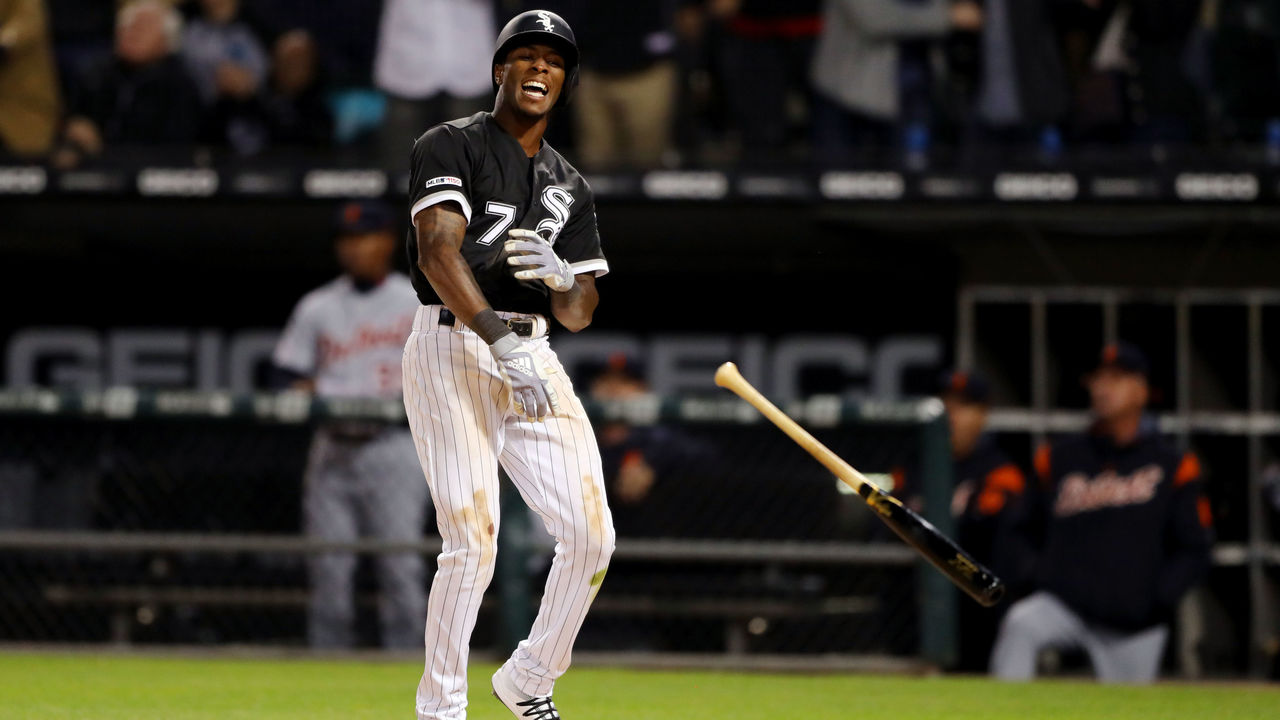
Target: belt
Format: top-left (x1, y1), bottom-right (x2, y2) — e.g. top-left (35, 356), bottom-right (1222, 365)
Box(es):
top-left (438, 308), bottom-right (536, 338)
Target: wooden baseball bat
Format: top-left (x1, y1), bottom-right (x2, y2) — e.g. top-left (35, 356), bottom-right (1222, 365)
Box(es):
top-left (714, 362), bottom-right (1005, 607)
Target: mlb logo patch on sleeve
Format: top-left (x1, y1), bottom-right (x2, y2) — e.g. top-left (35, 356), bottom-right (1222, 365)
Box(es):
top-left (426, 176), bottom-right (463, 189)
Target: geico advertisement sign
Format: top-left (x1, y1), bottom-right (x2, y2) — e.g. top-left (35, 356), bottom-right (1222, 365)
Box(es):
top-left (4, 328), bottom-right (941, 402)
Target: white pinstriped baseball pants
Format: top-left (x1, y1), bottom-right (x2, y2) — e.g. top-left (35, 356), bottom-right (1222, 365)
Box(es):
top-left (403, 305), bottom-right (615, 720)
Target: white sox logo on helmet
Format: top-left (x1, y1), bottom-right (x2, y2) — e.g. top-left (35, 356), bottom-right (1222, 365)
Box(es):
top-left (536, 11), bottom-right (554, 31)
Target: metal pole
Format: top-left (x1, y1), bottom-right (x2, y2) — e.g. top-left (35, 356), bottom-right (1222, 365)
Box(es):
top-left (1174, 292), bottom-right (1199, 677)
top-left (1176, 294), bottom-right (1192, 452)
top-left (957, 287), bottom-right (975, 372)
top-left (1247, 298), bottom-right (1270, 677)
top-left (1103, 291), bottom-right (1118, 346)
top-left (917, 413), bottom-right (956, 669)
top-left (496, 472), bottom-right (535, 655)
top-left (1031, 293), bottom-right (1049, 444)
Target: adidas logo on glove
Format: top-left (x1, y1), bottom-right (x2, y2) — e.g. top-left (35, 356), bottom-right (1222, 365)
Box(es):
top-left (505, 357), bottom-right (534, 376)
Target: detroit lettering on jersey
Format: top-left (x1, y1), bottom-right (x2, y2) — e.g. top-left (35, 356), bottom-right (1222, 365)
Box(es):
top-left (1029, 431), bottom-right (1212, 631)
top-left (1054, 465), bottom-right (1164, 517)
top-left (318, 324), bottom-right (413, 366)
top-left (273, 274), bottom-right (418, 398)
top-left (406, 112), bottom-right (608, 315)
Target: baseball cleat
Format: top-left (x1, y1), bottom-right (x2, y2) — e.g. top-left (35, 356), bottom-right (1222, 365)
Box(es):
top-left (491, 668), bottom-right (561, 720)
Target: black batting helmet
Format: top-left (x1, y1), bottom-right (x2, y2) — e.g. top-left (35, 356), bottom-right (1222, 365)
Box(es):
top-left (491, 10), bottom-right (579, 107)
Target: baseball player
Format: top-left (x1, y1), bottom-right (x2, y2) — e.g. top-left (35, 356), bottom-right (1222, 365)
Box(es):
top-left (400, 10), bottom-right (613, 720)
top-left (272, 200), bottom-right (428, 649)
top-left (990, 342), bottom-right (1213, 682)
top-left (888, 369), bottom-right (1025, 666)
top-left (935, 370), bottom-right (1026, 672)
top-left (935, 370), bottom-right (1026, 573)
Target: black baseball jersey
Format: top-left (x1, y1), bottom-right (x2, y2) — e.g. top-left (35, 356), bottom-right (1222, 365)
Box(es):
top-left (890, 435), bottom-right (1025, 567)
top-left (405, 112), bottom-right (607, 316)
top-left (888, 438), bottom-right (1026, 672)
top-left (1002, 425), bottom-right (1213, 631)
top-left (951, 438), bottom-right (1025, 563)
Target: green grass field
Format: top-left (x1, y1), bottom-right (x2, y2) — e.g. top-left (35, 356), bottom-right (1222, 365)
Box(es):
top-left (0, 652), bottom-right (1276, 719)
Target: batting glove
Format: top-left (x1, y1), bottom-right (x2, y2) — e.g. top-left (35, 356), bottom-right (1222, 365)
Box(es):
top-left (488, 333), bottom-right (561, 421)
top-left (505, 229), bottom-right (575, 292)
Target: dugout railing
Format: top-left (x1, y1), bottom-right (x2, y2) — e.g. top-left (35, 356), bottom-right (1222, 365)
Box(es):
top-left (957, 285), bottom-right (1280, 678)
top-left (0, 388), bottom-right (955, 668)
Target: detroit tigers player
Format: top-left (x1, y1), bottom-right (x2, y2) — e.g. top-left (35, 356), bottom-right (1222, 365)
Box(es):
top-left (401, 10), bottom-right (614, 720)
top-left (272, 200), bottom-right (428, 649)
top-left (991, 343), bottom-right (1213, 682)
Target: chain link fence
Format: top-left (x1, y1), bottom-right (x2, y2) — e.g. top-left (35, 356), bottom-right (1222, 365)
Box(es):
top-left (0, 389), bottom-right (954, 665)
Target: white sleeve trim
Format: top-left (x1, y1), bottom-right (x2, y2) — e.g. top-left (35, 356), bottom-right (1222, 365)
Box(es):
top-left (411, 190), bottom-right (472, 226)
top-left (570, 258), bottom-right (610, 278)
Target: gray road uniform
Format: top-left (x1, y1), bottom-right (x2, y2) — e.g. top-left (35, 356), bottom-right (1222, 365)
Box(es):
top-left (273, 272), bottom-right (429, 649)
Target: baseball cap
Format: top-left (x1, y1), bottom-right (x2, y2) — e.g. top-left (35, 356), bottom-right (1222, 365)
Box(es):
top-left (938, 369), bottom-right (991, 404)
top-left (1095, 341), bottom-right (1149, 378)
top-left (334, 200), bottom-right (394, 235)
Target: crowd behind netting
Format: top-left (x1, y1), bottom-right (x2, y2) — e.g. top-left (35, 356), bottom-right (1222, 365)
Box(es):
top-left (3, 0), bottom-right (1280, 170)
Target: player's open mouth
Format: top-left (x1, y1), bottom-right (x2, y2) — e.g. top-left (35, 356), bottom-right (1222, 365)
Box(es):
top-left (521, 81), bottom-right (549, 100)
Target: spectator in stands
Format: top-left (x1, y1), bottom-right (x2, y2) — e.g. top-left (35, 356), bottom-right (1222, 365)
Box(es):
top-left (710, 0), bottom-right (824, 157)
top-left (667, 1), bottom-right (723, 162)
top-left (231, 1), bottom-right (384, 147)
top-left (1211, 0), bottom-right (1280, 143)
top-left (272, 200), bottom-right (427, 650)
top-left (373, 0), bottom-right (494, 168)
top-left (54, 1), bottom-right (201, 168)
top-left (0, 0), bottom-right (60, 158)
top-left (237, 0), bottom-right (380, 86)
top-left (1064, 0), bottom-right (1206, 145)
top-left (572, 2), bottom-right (681, 169)
top-left (46, 0), bottom-right (115, 102)
top-left (182, 0), bottom-right (270, 154)
top-left (1057, 0), bottom-right (1130, 144)
top-left (965, 0), bottom-right (1071, 158)
top-left (1125, 0), bottom-right (1206, 144)
top-left (990, 342), bottom-right (1213, 683)
top-left (253, 29), bottom-right (333, 149)
top-left (809, 0), bottom-right (983, 163)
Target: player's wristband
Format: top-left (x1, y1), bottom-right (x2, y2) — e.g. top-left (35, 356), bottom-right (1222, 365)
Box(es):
top-left (471, 308), bottom-right (514, 346)
top-left (488, 332), bottom-right (521, 358)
